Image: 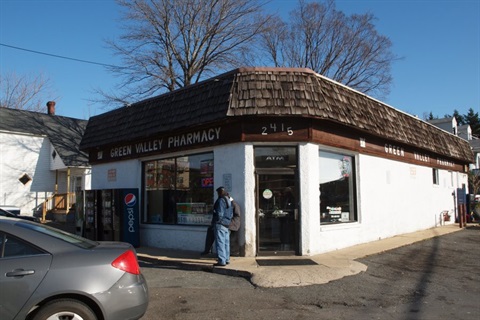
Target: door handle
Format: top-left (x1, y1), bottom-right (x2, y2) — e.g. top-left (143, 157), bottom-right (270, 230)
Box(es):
top-left (6, 269), bottom-right (35, 277)
top-left (294, 209), bottom-right (298, 220)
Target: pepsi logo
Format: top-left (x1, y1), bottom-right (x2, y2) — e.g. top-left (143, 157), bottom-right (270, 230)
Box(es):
top-left (124, 193), bottom-right (137, 207)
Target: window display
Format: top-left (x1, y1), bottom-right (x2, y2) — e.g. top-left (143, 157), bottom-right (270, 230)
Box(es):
top-left (143, 153), bottom-right (214, 225)
top-left (319, 150), bottom-right (357, 224)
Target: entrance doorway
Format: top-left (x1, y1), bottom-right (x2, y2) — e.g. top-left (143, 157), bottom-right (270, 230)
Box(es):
top-left (256, 172), bottom-right (298, 255)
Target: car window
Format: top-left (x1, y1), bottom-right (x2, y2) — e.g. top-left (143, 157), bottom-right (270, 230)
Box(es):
top-left (16, 221), bottom-right (98, 249)
top-left (0, 232), bottom-right (45, 258)
top-left (0, 209), bottom-right (15, 217)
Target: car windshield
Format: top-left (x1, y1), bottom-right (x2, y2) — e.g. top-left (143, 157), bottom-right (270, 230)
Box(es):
top-left (17, 221), bottom-right (98, 249)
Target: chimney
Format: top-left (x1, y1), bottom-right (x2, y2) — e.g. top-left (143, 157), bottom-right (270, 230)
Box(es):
top-left (46, 101), bottom-right (56, 115)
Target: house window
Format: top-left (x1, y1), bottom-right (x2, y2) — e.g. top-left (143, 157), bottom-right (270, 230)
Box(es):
top-left (432, 168), bottom-right (439, 185)
top-left (18, 173), bottom-right (32, 185)
top-left (143, 152), bottom-right (214, 225)
top-left (319, 150), bottom-right (357, 224)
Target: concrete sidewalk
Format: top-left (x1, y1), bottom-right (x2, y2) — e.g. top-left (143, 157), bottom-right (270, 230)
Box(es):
top-left (136, 224), bottom-right (465, 288)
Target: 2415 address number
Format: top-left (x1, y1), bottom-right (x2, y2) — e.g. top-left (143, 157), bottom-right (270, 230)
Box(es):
top-left (262, 123), bottom-right (293, 135)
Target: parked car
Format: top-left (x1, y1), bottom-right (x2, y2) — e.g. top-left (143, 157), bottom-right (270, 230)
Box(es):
top-left (0, 207), bottom-right (40, 222)
top-left (0, 205), bottom-right (21, 215)
top-left (0, 217), bottom-right (148, 320)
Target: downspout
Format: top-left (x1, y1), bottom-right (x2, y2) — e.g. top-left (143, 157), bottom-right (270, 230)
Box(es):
top-left (452, 190), bottom-right (456, 222)
top-left (67, 167), bottom-right (71, 211)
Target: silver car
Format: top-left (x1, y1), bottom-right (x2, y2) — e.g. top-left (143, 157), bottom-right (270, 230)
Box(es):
top-left (0, 217), bottom-right (148, 320)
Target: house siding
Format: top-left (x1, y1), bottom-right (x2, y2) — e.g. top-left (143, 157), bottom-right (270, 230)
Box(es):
top-left (50, 142), bottom-right (66, 170)
top-left (0, 132), bottom-right (55, 214)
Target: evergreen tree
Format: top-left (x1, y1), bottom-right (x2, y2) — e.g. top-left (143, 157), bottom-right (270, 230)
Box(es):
top-left (464, 108), bottom-right (480, 137)
top-left (453, 109), bottom-right (464, 125)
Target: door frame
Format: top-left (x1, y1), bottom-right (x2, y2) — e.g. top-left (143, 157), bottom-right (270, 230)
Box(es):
top-left (255, 168), bottom-right (299, 256)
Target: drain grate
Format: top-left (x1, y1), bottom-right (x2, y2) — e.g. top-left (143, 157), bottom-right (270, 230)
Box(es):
top-left (256, 259), bottom-right (318, 266)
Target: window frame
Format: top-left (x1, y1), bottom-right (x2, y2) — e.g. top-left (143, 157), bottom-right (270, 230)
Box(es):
top-left (142, 152), bottom-right (214, 226)
top-left (318, 149), bottom-right (358, 225)
top-left (432, 168), bottom-right (440, 185)
top-left (0, 231), bottom-right (47, 258)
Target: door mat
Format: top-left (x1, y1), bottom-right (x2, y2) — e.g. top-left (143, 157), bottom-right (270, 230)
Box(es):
top-left (256, 259), bottom-right (318, 266)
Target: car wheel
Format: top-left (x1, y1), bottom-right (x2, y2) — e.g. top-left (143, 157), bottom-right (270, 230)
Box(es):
top-left (31, 298), bottom-right (97, 320)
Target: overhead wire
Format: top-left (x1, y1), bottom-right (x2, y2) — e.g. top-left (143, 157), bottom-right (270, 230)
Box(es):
top-left (0, 42), bottom-right (123, 69)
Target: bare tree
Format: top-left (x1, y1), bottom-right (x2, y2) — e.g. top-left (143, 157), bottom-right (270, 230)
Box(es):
top-left (0, 72), bottom-right (55, 112)
top-left (101, 0), bottom-right (271, 107)
top-left (261, 0), bottom-right (398, 98)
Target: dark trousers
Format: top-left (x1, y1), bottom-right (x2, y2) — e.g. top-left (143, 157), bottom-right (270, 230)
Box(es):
top-left (203, 225), bottom-right (215, 253)
top-left (230, 230), bottom-right (239, 256)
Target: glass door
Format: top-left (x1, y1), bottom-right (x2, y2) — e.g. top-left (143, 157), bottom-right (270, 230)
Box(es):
top-left (257, 172), bottom-right (298, 255)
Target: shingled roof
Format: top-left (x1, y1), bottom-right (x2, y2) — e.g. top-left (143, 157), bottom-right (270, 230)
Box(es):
top-left (0, 107), bottom-right (89, 167)
top-left (80, 67), bottom-right (473, 163)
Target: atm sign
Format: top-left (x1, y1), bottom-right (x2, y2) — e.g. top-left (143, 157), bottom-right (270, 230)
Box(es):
top-left (201, 177), bottom-right (214, 187)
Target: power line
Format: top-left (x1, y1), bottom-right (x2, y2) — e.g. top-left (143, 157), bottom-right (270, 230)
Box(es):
top-left (0, 43), bottom-right (123, 69)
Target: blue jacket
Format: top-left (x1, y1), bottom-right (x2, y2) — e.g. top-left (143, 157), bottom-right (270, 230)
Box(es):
top-left (214, 196), bottom-right (233, 226)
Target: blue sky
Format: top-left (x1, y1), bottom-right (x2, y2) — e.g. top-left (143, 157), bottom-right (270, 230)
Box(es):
top-left (0, 0), bottom-right (479, 120)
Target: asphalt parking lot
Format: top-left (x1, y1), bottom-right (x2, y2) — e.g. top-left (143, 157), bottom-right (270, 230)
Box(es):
top-left (140, 225), bottom-right (480, 320)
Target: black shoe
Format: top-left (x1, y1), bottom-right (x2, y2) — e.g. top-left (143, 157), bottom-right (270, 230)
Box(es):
top-left (200, 251), bottom-right (210, 256)
top-left (213, 262), bottom-right (226, 267)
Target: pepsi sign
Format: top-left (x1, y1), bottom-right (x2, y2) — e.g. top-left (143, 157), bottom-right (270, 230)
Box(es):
top-left (124, 193), bottom-right (137, 207)
top-left (121, 189), bottom-right (139, 247)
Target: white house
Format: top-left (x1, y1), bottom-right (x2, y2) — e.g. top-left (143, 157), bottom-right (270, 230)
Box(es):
top-left (428, 117), bottom-right (458, 136)
top-left (0, 103), bottom-right (90, 218)
top-left (429, 118), bottom-right (480, 175)
top-left (80, 68), bottom-right (473, 256)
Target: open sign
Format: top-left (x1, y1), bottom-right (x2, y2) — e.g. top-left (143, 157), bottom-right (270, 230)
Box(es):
top-left (201, 177), bottom-right (214, 187)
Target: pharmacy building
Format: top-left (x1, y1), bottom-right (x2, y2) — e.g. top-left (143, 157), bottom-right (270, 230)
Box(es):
top-left (80, 67), bottom-right (473, 256)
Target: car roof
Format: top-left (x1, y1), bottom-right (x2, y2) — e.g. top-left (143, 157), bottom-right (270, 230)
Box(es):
top-left (0, 217), bottom-right (98, 252)
top-left (0, 215), bottom-right (18, 222)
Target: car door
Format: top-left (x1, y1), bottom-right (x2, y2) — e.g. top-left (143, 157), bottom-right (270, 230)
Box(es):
top-left (0, 232), bottom-right (52, 320)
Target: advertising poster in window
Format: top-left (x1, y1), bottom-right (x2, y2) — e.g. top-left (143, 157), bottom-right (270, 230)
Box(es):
top-left (177, 202), bottom-right (212, 225)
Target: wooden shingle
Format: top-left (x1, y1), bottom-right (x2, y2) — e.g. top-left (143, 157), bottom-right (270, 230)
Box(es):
top-left (80, 67), bottom-right (473, 163)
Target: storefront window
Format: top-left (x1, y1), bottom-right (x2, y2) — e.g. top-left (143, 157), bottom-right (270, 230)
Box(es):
top-left (319, 150), bottom-right (357, 224)
top-left (143, 152), bottom-right (214, 225)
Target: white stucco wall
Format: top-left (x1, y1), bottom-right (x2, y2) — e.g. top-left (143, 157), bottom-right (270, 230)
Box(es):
top-left (92, 141), bottom-right (468, 256)
top-left (243, 144), bottom-right (256, 255)
top-left (308, 152), bottom-right (466, 255)
top-left (213, 143), bottom-right (255, 255)
top-left (298, 143), bottom-right (321, 255)
top-left (90, 159), bottom-right (142, 189)
top-left (0, 132), bottom-right (55, 214)
top-left (139, 144), bottom-right (252, 252)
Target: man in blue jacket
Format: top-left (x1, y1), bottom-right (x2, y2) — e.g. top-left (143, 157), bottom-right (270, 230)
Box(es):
top-left (213, 186), bottom-right (233, 266)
